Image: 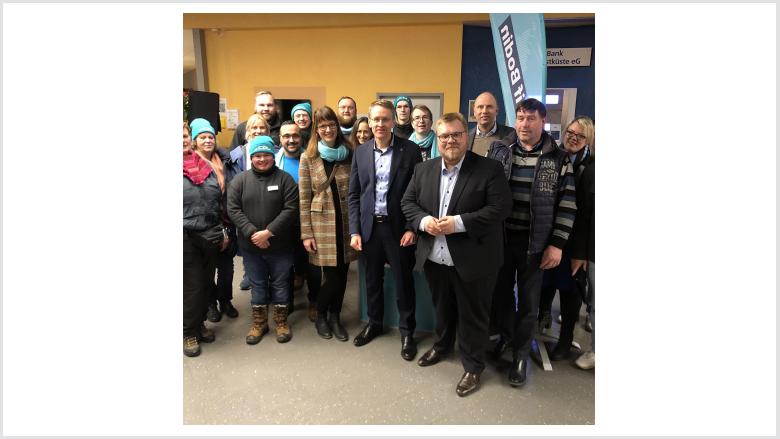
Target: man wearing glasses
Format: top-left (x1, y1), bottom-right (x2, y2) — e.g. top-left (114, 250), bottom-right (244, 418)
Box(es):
top-left (468, 91), bottom-right (515, 157)
top-left (348, 99), bottom-right (423, 360)
top-left (401, 112), bottom-right (512, 397)
top-left (486, 98), bottom-right (577, 388)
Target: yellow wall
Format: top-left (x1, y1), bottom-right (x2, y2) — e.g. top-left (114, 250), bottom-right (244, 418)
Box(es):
top-left (202, 19), bottom-right (464, 147)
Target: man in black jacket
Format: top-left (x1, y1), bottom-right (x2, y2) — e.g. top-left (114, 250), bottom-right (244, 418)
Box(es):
top-left (230, 91), bottom-right (283, 149)
top-left (227, 136), bottom-right (299, 345)
top-left (348, 99), bottom-right (422, 361)
top-left (402, 112), bottom-right (512, 397)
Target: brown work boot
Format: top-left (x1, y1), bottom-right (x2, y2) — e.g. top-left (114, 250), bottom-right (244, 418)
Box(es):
top-left (246, 305), bottom-right (269, 345)
top-left (183, 335), bottom-right (200, 357)
top-left (273, 304), bottom-right (292, 343)
top-left (307, 302), bottom-right (317, 322)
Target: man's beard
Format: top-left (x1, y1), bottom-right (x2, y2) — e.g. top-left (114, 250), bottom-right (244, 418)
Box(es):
top-left (284, 145), bottom-right (302, 157)
top-left (338, 114), bottom-right (356, 128)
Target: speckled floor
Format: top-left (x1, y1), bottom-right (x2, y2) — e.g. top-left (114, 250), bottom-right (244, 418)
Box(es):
top-left (184, 260), bottom-right (594, 425)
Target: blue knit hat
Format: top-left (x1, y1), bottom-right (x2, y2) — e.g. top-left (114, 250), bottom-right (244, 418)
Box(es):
top-left (393, 95), bottom-right (413, 108)
top-left (249, 135), bottom-right (275, 156)
top-left (291, 102), bottom-right (312, 119)
top-left (190, 118), bottom-right (215, 140)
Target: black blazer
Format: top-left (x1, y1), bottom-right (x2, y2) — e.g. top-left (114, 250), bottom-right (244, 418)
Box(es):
top-left (401, 151), bottom-right (512, 282)
top-left (348, 136), bottom-right (422, 242)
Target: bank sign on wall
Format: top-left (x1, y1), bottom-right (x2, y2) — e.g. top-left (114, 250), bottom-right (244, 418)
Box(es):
top-left (547, 48), bottom-right (592, 67)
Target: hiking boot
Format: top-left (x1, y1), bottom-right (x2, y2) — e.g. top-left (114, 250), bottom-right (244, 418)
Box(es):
top-left (246, 305), bottom-right (269, 345)
top-left (198, 324), bottom-right (215, 343)
top-left (273, 304), bottom-right (292, 343)
top-left (183, 336), bottom-right (200, 357)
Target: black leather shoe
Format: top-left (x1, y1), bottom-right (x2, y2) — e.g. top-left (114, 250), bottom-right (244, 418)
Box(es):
top-left (400, 335), bottom-right (417, 361)
top-left (548, 341), bottom-right (573, 361)
top-left (328, 314), bottom-right (349, 342)
top-left (417, 347), bottom-right (445, 367)
top-left (315, 314), bottom-right (332, 339)
top-left (508, 359), bottom-right (527, 387)
top-left (490, 337), bottom-right (509, 359)
top-left (353, 324), bottom-right (382, 347)
top-left (206, 303), bottom-right (221, 323)
top-left (219, 300), bottom-right (239, 318)
top-left (456, 372), bottom-right (481, 397)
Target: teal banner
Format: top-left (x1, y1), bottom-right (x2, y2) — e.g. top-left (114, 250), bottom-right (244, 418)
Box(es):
top-left (489, 13), bottom-right (547, 126)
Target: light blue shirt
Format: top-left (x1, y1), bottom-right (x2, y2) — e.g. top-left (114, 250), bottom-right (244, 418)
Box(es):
top-left (420, 155), bottom-right (467, 266)
top-left (373, 136), bottom-right (394, 216)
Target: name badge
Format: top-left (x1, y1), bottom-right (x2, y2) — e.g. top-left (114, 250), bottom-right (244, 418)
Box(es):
top-left (268, 185), bottom-right (279, 191)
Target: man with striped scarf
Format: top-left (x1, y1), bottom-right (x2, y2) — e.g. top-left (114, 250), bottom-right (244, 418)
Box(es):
top-left (486, 98), bottom-right (577, 388)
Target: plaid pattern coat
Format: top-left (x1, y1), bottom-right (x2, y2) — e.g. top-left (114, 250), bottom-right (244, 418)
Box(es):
top-left (299, 153), bottom-right (359, 267)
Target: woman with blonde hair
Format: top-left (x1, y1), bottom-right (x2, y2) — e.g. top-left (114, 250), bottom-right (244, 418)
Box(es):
top-left (299, 106), bottom-right (358, 341)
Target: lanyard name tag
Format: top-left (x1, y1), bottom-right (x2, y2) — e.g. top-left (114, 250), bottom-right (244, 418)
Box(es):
top-left (268, 185), bottom-right (279, 191)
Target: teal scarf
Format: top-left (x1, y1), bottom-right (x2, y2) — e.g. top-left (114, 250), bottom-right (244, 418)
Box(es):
top-left (408, 130), bottom-right (439, 158)
top-left (318, 140), bottom-right (349, 162)
top-left (340, 125), bottom-right (353, 136)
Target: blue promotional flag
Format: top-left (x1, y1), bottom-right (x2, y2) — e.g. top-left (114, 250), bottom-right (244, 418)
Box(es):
top-left (489, 13), bottom-right (547, 126)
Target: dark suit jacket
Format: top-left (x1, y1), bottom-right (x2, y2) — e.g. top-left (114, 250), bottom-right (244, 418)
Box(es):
top-left (348, 136), bottom-right (423, 242)
top-left (467, 123), bottom-right (515, 152)
top-left (401, 151), bottom-right (512, 282)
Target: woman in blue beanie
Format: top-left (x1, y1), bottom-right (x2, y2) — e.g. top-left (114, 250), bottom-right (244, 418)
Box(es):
top-left (183, 120), bottom-right (225, 357)
top-left (189, 118), bottom-right (240, 324)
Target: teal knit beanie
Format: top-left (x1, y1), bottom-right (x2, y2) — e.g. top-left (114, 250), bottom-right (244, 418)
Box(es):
top-left (190, 118), bottom-right (215, 140)
top-left (393, 95), bottom-right (413, 108)
top-left (291, 102), bottom-right (312, 119)
top-left (249, 135), bottom-right (275, 156)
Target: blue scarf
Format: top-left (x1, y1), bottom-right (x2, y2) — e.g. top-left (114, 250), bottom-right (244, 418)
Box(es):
top-left (340, 125), bottom-right (353, 136)
top-left (318, 140), bottom-right (349, 162)
top-left (408, 130), bottom-right (439, 158)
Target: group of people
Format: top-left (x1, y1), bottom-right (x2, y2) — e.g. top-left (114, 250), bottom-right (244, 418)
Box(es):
top-left (182, 89), bottom-right (595, 397)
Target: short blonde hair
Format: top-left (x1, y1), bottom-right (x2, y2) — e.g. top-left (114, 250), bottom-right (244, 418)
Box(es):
top-left (566, 116), bottom-right (595, 147)
top-left (245, 114), bottom-right (270, 142)
top-left (434, 112), bottom-right (468, 134)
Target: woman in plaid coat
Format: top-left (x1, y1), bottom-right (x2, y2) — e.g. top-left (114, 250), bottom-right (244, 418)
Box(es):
top-left (299, 106), bottom-right (358, 341)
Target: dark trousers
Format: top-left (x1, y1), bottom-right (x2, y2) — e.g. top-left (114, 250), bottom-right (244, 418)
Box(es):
top-left (539, 249), bottom-right (582, 345)
top-left (495, 230), bottom-right (544, 359)
top-left (211, 237), bottom-right (237, 304)
top-left (289, 239), bottom-right (321, 303)
top-left (363, 221), bottom-right (416, 335)
top-left (183, 231), bottom-right (218, 337)
top-left (318, 261), bottom-right (350, 315)
top-left (424, 260), bottom-right (496, 374)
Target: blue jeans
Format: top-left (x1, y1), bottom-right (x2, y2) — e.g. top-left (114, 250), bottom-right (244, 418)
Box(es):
top-left (243, 250), bottom-right (294, 306)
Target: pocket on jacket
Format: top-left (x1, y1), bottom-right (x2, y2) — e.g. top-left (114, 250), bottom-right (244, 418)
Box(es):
top-left (310, 192), bottom-right (324, 212)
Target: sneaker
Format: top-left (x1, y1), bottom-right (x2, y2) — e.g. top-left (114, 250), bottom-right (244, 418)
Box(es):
top-left (575, 351), bottom-right (595, 370)
top-left (183, 336), bottom-right (201, 357)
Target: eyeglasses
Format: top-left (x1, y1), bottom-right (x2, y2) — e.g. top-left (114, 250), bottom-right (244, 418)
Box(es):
top-left (369, 117), bottom-right (391, 126)
top-left (317, 123), bottom-right (338, 132)
top-left (412, 115), bottom-right (431, 122)
top-left (565, 130), bottom-right (587, 142)
top-left (437, 131), bottom-right (465, 142)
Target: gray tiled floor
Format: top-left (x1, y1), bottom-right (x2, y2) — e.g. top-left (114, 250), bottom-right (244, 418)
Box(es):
top-left (184, 260), bottom-right (594, 425)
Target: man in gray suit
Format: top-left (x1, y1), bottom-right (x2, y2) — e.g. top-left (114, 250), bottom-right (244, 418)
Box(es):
top-left (468, 91), bottom-right (514, 156)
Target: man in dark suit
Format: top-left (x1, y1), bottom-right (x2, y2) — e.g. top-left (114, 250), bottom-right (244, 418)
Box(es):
top-left (401, 112), bottom-right (512, 397)
top-left (467, 91), bottom-right (514, 156)
top-left (348, 99), bottom-right (423, 361)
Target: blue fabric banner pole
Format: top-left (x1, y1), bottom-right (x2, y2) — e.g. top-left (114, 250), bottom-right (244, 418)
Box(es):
top-left (489, 13), bottom-right (547, 126)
